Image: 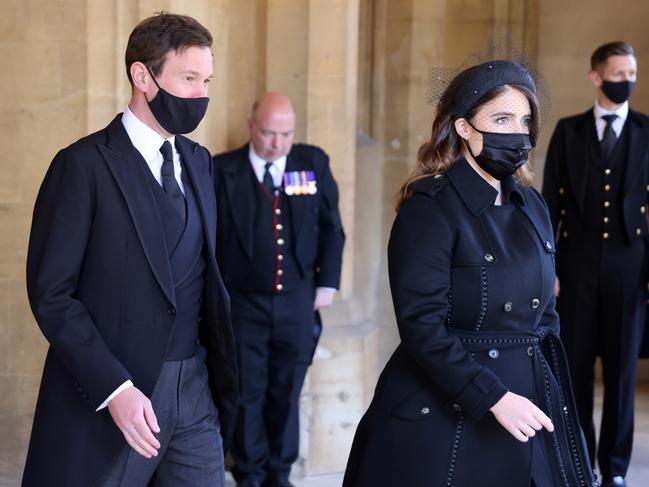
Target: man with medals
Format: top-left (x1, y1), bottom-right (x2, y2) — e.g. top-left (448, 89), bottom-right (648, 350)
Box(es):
top-left (212, 92), bottom-right (345, 487)
top-left (543, 41), bottom-right (649, 487)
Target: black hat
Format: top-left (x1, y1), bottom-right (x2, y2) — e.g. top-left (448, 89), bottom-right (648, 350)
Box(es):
top-left (452, 60), bottom-right (536, 119)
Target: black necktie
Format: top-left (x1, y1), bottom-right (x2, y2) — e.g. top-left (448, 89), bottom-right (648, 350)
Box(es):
top-left (263, 162), bottom-right (275, 195)
top-left (159, 140), bottom-right (186, 222)
top-left (601, 114), bottom-right (618, 160)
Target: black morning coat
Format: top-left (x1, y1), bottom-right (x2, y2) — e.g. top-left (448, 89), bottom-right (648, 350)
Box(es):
top-left (212, 143), bottom-right (345, 292)
top-left (22, 115), bottom-right (239, 487)
top-left (343, 158), bottom-right (597, 487)
top-left (542, 108), bottom-right (649, 357)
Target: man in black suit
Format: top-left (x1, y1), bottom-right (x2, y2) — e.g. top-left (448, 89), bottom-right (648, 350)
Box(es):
top-left (543, 41), bottom-right (649, 487)
top-left (213, 92), bottom-right (345, 487)
top-left (22, 13), bottom-right (238, 487)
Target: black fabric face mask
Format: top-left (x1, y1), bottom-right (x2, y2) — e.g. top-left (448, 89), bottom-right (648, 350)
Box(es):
top-left (146, 67), bottom-right (209, 134)
top-left (464, 122), bottom-right (533, 181)
top-left (601, 80), bottom-right (635, 104)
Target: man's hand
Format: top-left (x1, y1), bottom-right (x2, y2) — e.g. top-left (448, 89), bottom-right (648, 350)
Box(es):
top-left (108, 386), bottom-right (161, 458)
top-left (314, 287), bottom-right (335, 310)
top-left (490, 391), bottom-right (554, 442)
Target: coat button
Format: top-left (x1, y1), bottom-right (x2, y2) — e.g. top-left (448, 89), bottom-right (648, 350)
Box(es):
top-left (277, 269), bottom-right (284, 276)
top-left (278, 254), bottom-right (284, 261)
top-left (276, 284), bottom-right (283, 291)
top-left (560, 209), bottom-right (566, 216)
top-left (168, 306), bottom-right (176, 316)
top-left (277, 238), bottom-right (285, 245)
top-left (420, 407), bottom-right (430, 415)
top-left (604, 217), bottom-right (609, 223)
top-left (562, 231), bottom-right (568, 238)
top-left (642, 206), bottom-right (647, 214)
top-left (603, 232), bottom-right (609, 239)
top-left (559, 187), bottom-right (565, 195)
top-left (544, 241), bottom-right (552, 251)
top-left (531, 298), bottom-right (540, 309)
top-left (637, 228), bottom-right (642, 236)
top-left (275, 208), bottom-right (282, 215)
top-left (484, 253), bottom-right (494, 263)
top-left (604, 201), bottom-right (610, 208)
top-left (452, 403), bottom-right (462, 412)
top-left (276, 223), bottom-right (284, 230)
top-left (527, 346), bottom-right (534, 357)
top-left (605, 168), bottom-right (612, 175)
top-left (604, 184), bottom-right (611, 191)
top-left (488, 349), bottom-right (499, 359)
top-left (503, 302), bottom-right (513, 312)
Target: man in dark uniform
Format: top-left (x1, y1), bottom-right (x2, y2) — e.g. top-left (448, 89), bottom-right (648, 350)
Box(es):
top-left (23, 13), bottom-right (238, 487)
top-left (213, 92), bottom-right (345, 487)
top-left (543, 41), bottom-right (649, 487)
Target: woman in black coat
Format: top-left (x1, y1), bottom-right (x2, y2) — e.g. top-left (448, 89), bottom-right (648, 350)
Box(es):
top-left (343, 61), bottom-right (598, 487)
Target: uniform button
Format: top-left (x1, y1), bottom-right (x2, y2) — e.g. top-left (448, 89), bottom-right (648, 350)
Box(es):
top-left (531, 298), bottom-right (540, 309)
top-left (544, 241), bottom-right (552, 250)
top-left (484, 253), bottom-right (494, 263)
top-left (641, 206), bottom-right (646, 214)
top-left (452, 403), bottom-right (462, 412)
top-left (277, 238), bottom-right (285, 245)
top-left (277, 269), bottom-right (283, 276)
top-left (559, 187), bottom-right (565, 195)
top-left (503, 302), bottom-right (513, 312)
top-left (197, 316), bottom-right (202, 324)
top-left (562, 231), bottom-right (568, 238)
top-left (603, 217), bottom-right (609, 223)
top-left (560, 209), bottom-right (566, 216)
top-left (420, 407), bottom-right (430, 415)
top-left (488, 349), bottom-right (499, 359)
top-left (646, 184), bottom-right (649, 191)
top-left (168, 306), bottom-right (176, 316)
top-left (77, 386), bottom-right (83, 392)
top-left (276, 284), bottom-right (283, 291)
top-left (604, 184), bottom-right (611, 191)
top-left (604, 201), bottom-right (610, 208)
top-left (603, 232), bottom-right (609, 239)
top-left (275, 208), bottom-right (282, 215)
top-left (278, 254), bottom-right (284, 261)
top-left (276, 223), bottom-right (283, 230)
top-left (527, 346), bottom-right (534, 357)
top-left (605, 169), bottom-right (612, 175)
top-left (637, 228), bottom-right (642, 236)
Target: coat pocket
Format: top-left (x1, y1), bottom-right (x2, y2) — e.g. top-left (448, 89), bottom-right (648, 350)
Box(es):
top-left (390, 389), bottom-right (445, 422)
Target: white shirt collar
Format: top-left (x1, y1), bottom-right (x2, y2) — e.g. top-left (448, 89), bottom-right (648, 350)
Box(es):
top-left (593, 99), bottom-right (628, 122)
top-left (248, 144), bottom-right (287, 186)
top-left (121, 105), bottom-right (175, 163)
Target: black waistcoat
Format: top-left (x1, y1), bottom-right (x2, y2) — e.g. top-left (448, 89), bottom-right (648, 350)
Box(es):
top-left (581, 123), bottom-right (629, 243)
top-left (236, 169), bottom-right (302, 293)
top-left (144, 165), bottom-right (206, 359)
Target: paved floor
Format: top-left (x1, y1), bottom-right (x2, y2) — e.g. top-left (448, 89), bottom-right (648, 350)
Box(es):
top-left (2, 384), bottom-right (648, 486)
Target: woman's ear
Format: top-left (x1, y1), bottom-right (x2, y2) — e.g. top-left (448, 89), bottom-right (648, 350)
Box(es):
top-left (454, 118), bottom-right (470, 140)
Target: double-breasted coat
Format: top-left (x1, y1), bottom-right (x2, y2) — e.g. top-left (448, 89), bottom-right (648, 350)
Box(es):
top-left (343, 158), bottom-right (596, 487)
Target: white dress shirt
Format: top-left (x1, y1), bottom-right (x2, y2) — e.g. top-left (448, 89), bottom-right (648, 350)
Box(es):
top-left (593, 99), bottom-right (628, 142)
top-left (96, 107), bottom-right (186, 412)
top-left (248, 145), bottom-right (287, 187)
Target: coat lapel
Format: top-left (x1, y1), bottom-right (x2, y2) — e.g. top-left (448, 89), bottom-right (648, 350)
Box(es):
top-left (222, 146), bottom-right (255, 260)
top-left (98, 115), bottom-right (175, 305)
top-left (565, 110), bottom-right (595, 214)
top-left (623, 110), bottom-right (649, 198)
top-left (175, 136), bottom-right (217, 258)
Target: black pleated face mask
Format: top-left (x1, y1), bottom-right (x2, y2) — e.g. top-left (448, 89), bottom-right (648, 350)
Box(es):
top-left (465, 121), bottom-right (533, 181)
top-left (601, 80), bottom-right (634, 104)
top-left (146, 66), bottom-right (209, 135)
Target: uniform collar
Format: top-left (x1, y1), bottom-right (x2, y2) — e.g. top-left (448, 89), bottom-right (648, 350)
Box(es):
top-left (446, 157), bottom-right (524, 216)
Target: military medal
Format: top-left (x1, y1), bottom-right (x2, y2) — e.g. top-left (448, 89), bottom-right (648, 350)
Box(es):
top-left (284, 171), bottom-right (317, 196)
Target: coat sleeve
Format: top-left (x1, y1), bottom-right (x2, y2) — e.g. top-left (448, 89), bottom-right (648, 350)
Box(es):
top-left (388, 192), bottom-right (508, 421)
top-left (26, 148), bottom-right (132, 409)
top-left (314, 149), bottom-right (345, 289)
top-left (541, 121), bottom-right (566, 238)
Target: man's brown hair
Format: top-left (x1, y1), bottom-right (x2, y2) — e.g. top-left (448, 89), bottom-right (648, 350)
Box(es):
top-left (591, 41), bottom-right (635, 71)
top-left (125, 12), bottom-right (212, 85)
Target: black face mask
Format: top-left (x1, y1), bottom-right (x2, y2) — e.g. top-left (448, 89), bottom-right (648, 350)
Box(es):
top-left (465, 122), bottom-right (533, 181)
top-left (146, 67), bottom-right (209, 134)
top-left (601, 80), bottom-right (635, 104)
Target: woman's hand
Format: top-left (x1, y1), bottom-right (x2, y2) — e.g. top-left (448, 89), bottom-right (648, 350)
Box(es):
top-left (489, 391), bottom-right (554, 442)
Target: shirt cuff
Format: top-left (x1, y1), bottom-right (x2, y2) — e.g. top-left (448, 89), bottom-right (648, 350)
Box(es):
top-left (96, 380), bottom-right (134, 411)
top-left (316, 287), bottom-right (337, 294)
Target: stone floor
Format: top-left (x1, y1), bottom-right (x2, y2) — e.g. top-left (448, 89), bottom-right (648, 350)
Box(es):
top-left (2, 384), bottom-right (648, 486)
